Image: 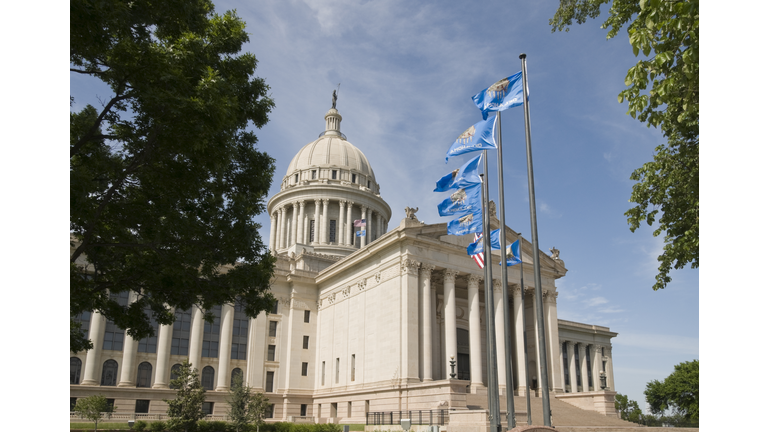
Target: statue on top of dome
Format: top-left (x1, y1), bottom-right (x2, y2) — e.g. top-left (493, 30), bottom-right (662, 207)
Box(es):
top-left (332, 90), bottom-right (337, 109)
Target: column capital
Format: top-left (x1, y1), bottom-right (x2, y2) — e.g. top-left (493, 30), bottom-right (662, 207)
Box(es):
top-left (314, 199), bottom-right (321, 205)
top-left (543, 290), bottom-right (558, 304)
top-left (299, 200), bottom-right (306, 208)
top-left (401, 258), bottom-right (420, 276)
top-left (322, 199), bottom-right (330, 205)
top-left (512, 285), bottom-right (522, 297)
top-left (339, 200), bottom-right (346, 206)
top-left (493, 279), bottom-right (503, 292)
top-left (347, 200), bottom-right (355, 206)
top-left (420, 263), bottom-right (436, 278)
top-left (467, 273), bottom-right (482, 286)
top-left (443, 269), bottom-right (460, 283)
top-left (292, 201), bottom-right (298, 208)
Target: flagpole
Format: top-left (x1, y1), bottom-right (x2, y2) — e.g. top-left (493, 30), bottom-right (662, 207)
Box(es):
top-left (480, 159), bottom-right (501, 432)
top-left (519, 53), bottom-right (552, 427)
top-left (519, 251), bottom-right (532, 425)
top-left (495, 111), bottom-right (516, 429)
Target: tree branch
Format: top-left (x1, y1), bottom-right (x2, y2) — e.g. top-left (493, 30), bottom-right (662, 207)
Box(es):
top-left (70, 91), bottom-right (134, 158)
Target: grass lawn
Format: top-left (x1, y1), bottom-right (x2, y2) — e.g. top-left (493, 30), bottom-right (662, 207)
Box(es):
top-left (340, 425), bottom-right (365, 431)
top-left (70, 422), bottom-right (132, 430)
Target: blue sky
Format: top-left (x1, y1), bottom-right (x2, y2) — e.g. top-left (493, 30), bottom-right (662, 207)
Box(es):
top-left (64, 0), bottom-right (702, 416)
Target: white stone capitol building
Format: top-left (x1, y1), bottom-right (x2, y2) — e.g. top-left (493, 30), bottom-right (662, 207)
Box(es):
top-left (70, 107), bottom-right (619, 422)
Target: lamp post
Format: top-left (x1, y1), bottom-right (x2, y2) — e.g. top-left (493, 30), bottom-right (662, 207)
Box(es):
top-left (449, 355), bottom-right (457, 379)
top-left (599, 371), bottom-right (607, 390)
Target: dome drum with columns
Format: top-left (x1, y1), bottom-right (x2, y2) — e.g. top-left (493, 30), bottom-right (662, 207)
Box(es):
top-left (267, 108), bottom-right (391, 257)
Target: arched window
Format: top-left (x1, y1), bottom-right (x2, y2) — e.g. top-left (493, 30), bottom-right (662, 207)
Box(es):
top-left (231, 368), bottom-right (243, 388)
top-left (70, 357), bottom-right (82, 384)
top-left (101, 359), bottom-right (118, 386)
top-left (170, 363), bottom-right (182, 389)
top-left (202, 366), bottom-right (215, 390)
top-left (136, 362), bottom-right (152, 388)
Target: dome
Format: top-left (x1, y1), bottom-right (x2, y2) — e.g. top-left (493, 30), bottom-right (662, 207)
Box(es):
top-left (284, 109), bottom-right (376, 183)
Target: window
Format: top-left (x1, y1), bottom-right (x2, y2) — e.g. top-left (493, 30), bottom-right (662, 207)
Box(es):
top-left (202, 366), bottom-right (215, 390)
top-left (70, 398), bottom-right (77, 411)
top-left (303, 335), bottom-right (309, 349)
top-left (271, 301), bottom-right (279, 314)
top-left (329, 220), bottom-right (337, 243)
top-left (562, 342), bottom-right (570, 388)
top-left (304, 310), bottom-right (310, 323)
top-left (311, 170), bottom-right (316, 179)
top-left (321, 362), bottom-right (325, 385)
top-left (301, 362), bottom-right (308, 376)
top-left (202, 305), bottom-right (221, 358)
top-left (367, 180), bottom-right (371, 188)
top-left (331, 403), bottom-right (337, 417)
top-left (586, 346), bottom-right (593, 389)
top-left (202, 402), bottom-right (214, 416)
top-left (231, 304), bottom-right (249, 360)
top-left (101, 359), bottom-right (118, 386)
top-left (231, 368), bottom-right (243, 388)
top-left (103, 291), bottom-right (129, 351)
top-left (351, 354), bottom-right (356, 381)
top-left (309, 220), bottom-right (315, 242)
top-left (171, 308), bottom-right (192, 356)
top-left (335, 358), bottom-right (340, 383)
top-left (135, 400), bottom-right (150, 414)
top-left (300, 404), bottom-right (307, 416)
top-left (267, 345), bottom-right (276, 361)
top-left (70, 357), bottom-right (82, 384)
top-left (348, 401), bottom-right (352, 417)
top-left (351, 173), bottom-right (356, 183)
top-left (265, 371), bottom-right (274, 392)
top-left (332, 170), bottom-right (337, 180)
top-left (137, 308), bottom-right (158, 353)
top-left (106, 399), bottom-right (115, 411)
top-left (74, 311), bottom-right (91, 341)
top-left (266, 404), bottom-right (275, 418)
top-left (137, 362), bottom-right (152, 388)
top-left (295, 174), bottom-right (299, 183)
top-left (170, 364), bottom-right (183, 389)
top-left (268, 321), bottom-right (277, 337)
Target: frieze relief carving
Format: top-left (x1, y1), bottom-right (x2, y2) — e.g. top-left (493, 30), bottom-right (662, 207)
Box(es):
top-left (358, 278), bottom-right (367, 291)
top-left (292, 299), bottom-right (310, 310)
top-left (342, 286), bottom-right (351, 298)
top-left (375, 272), bottom-right (382, 284)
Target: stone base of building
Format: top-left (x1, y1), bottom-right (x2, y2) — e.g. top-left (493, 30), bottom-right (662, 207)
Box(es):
top-left (554, 391), bottom-right (618, 418)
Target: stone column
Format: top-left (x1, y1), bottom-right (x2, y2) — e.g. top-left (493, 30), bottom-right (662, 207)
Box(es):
top-left (297, 201), bottom-right (306, 245)
top-left (605, 346), bottom-right (615, 390)
top-left (360, 205), bottom-right (368, 247)
top-left (566, 341), bottom-right (577, 393)
top-left (378, 214), bottom-right (384, 238)
top-left (188, 307), bottom-right (205, 371)
top-left (367, 210), bottom-right (373, 244)
top-left (269, 212), bottom-right (277, 252)
top-left (443, 269), bottom-right (459, 379)
top-left (291, 202), bottom-right (299, 246)
top-left (80, 311), bottom-right (106, 386)
top-left (216, 303), bottom-right (235, 391)
top-left (346, 201), bottom-right (354, 246)
top-left (579, 343), bottom-right (589, 392)
top-left (153, 315), bottom-right (174, 389)
top-left (278, 207), bottom-right (286, 249)
top-left (529, 288), bottom-right (542, 393)
top-left (420, 263), bottom-right (435, 381)
top-left (591, 345), bottom-right (602, 391)
top-left (431, 283), bottom-right (440, 379)
top-left (338, 200), bottom-right (346, 245)
top-left (512, 285), bottom-right (525, 395)
top-left (118, 295), bottom-right (140, 387)
top-left (400, 258), bottom-right (421, 380)
top-left (304, 214), bottom-right (309, 244)
top-left (321, 199), bottom-right (330, 244)
top-left (313, 200), bottom-right (321, 244)
top-left (544, 290), bottom-right (563, 393)
top-left (467, 274), bottom-right (483, 386)
top-left (493, 279), bottom-right (507, 392)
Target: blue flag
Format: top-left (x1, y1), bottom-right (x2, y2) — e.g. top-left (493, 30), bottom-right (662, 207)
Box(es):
top-left (438, 184), bottom-right (481, 217)
top-left (472, 71), bottom-right (526, 120)
top-left (466, 228), bottom-right (502, 255)
top-left (500, 239), bottom-right (522, 266)
top-left (447, 208), bottom-right (483, 236)
top-left (355, 230), bottom-right (366, 237)
top-left (434, 154), bottom-right (483, 192)
top-left (445, 116), bottom-right (497, 162)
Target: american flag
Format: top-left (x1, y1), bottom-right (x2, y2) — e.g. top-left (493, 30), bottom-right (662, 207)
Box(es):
top-left (471, 232), bottom-right (484, 268)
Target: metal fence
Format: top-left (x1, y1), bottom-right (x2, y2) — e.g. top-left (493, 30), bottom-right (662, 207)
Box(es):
top-left (366, 410), bottom-right (448, 426)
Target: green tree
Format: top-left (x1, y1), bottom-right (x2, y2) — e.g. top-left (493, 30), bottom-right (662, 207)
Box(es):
top-left (70, 0), bottom-right (277, 353)
top-left (644, 359), bottom-right (699, 422)
top-left (614, 393), bottom-right (643, 424)
top-left (165, 360), bottom-right (207, 432)
top-left (550, 0), bottom-right (699, 291)
top-left (227, 371), bottom-right (270, 432)
top-left (73, 394), bottom-right (115, 432)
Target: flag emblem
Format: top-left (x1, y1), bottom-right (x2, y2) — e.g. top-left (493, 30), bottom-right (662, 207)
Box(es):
top-left (450, 188), bottom-right (468, 204)
top-left (486, 77), bottom-right (510, 99)
top-left (458, 213), bottom-right (473, 227)
top-left (456, 125), bottom-right (476, 144)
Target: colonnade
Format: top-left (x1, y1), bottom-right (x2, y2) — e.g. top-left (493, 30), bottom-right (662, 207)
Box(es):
top-left (78, 298), bottom-right (240, 392)
top-left (410, 262), bottom-right (564, 395)
top-left (560, 341), bottom-right (614, 392)
top-left (269, 199), bottom-right (388, 251)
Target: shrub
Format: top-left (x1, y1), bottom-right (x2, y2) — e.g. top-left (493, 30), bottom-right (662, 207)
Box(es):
top-left (148, 420), bottom-right (167, 432)
top-left (134, 420), bottom-right (149, 431)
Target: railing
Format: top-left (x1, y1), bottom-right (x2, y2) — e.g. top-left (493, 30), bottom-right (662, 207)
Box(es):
top-left (70, 412), bottom-right (230, 422)
top-left (366, 410), bottom-right (448, 426)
